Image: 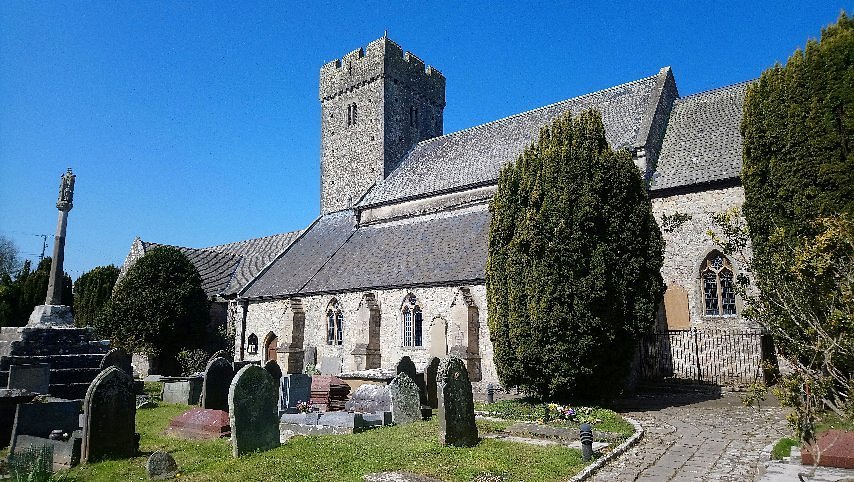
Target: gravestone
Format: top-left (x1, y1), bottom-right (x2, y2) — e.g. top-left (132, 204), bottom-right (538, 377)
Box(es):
top-left (388, 373), bottom-right (421, 425)
top-left (9, 399), bottom-right (82, 470)
top-left (161, 376), bottom-right (203, 405)
top-left (200, 357), bottom-right (234, 411)
top-left (100, 348), bottom-right (133, 377)
top-left (209, 350), bottom-right (231, 363)
top-left (319, 356), bottom-right (342, 375)
top-left (279, 374), bottom-right (312, 414)
top-left (396, 356), bottom-right (428, 413)
top-left (344, 384), bottom-right (391, 413)
top-left (228, 365), bottom-right (279, 457)
top-left (8, 364), bottom-right (50, 394)
top-left (437, 356), bottom-right (478, 447)
top-left (424, 357), bottom-right (440, 409)
top-left (303, 346), bottom-right (317, 371)
top-left (81, 366), bottom-right (138, 462)
top-left (146, 451), bottom-right (178, 480)
top-left (395, 356), bottom-right (417, 381)
top-left (264, 360), bottom-right (282, 383)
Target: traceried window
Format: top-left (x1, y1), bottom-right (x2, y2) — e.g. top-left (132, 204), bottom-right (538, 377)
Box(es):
top-left (401, 294), bottom-right (423, 347)
top-left (326, 299), bottom-right (344, 345)
top-left (702, 252), bottom-right (737, 316)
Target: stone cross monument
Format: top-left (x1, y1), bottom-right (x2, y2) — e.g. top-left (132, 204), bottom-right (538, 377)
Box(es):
top-left (28, 168), bottom-right (76, 326)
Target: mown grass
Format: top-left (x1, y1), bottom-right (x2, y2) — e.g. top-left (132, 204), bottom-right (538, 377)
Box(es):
top-left (65, 402), bottom-right (589, 482)
top-left (474, 399), bottom-right (634, 437)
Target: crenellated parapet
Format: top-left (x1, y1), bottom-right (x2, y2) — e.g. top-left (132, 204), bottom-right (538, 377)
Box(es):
top-left (319, 37), bottom-right (445, 107)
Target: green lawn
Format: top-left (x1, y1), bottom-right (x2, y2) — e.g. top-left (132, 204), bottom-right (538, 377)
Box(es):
top-left (65, 402), bottom-right (592, 482)
top-left (474, 399), bottom-right (634, 437)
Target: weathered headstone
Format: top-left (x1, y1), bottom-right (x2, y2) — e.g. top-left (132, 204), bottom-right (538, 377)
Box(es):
top-left (228, 365), bottom-right (279, 457)
top-left (424, 357), bottom-right (440, 409)
top-left (388, 373), bottom-right (421, 424)
top-left (344, 384), bottom-right (392, 413)
top-left (279, 373), bottom-right (312, 413)
top-left (437, 356), bottom-right (478, 447)
top-left (100, 347), bottom-right (133, 377)
top-left (8, 364), bottom-right (50, 394)
top-left (396, 356), bottom-right (428, 414)
top-left (318, 356), bottom-right (342, 375)
top-left (161, 376), bottom-right (203, 405)
top-left (81, 366), bottom-right (138, 462)
top-left (264, 360), bottom-right (282, 383)
top-left (200, 357), bottom-right (234, 411)
top-left (146, 450), bottom-right (178, 480)
top-left (209, 350), bottom-right (231, 363)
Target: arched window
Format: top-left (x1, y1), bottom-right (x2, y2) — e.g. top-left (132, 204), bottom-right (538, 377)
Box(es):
top-left (402, 294), bottom-right (423, 347)
top-left (326, 299), bottom-right (343, 346)
top-left (701, 252), bottom-right (737, 316)
top-left (246, 333), bottom-right (258, 354)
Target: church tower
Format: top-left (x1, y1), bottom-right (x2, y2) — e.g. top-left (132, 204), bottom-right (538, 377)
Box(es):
top-left (319, 37), bottom-right (446, 214)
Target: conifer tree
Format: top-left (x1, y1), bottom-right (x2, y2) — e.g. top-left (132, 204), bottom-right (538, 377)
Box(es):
top-left (486, 110), bottom-right (664, 401)
top-left (73, 264), bottom-right (120, 327)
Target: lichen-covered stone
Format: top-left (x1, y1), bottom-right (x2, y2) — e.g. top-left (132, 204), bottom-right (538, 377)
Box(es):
top-left (437, 356), bottom-right (477, 447)
top-left (388, 373), bottom-right (420, 425)
top-left (146, 450), bottom-right (178, 480)
top-left (228, 365), bottom-right (279, 457)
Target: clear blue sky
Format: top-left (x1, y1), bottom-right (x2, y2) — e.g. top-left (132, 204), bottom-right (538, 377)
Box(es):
top-left (0, 1), bottom-right (848, 279)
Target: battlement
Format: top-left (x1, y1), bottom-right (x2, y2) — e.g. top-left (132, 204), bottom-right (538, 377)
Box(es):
top-left (319, 36), bottom-right (445, 104)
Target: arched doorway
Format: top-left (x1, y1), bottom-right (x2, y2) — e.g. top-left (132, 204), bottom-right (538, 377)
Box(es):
top-left (264, 332), bottom-right (278, 363)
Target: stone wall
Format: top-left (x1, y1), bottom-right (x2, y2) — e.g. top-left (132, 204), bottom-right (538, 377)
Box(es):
top-left (651, 185), bottom-right (759, 331)
top-left (238, 285), bottom-right (497, 390)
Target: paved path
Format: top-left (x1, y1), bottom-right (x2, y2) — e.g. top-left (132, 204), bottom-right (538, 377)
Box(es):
top-left (592, 387), bottom-right (789, 482)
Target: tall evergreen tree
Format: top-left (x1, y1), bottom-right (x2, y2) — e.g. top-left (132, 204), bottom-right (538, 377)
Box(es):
top-left (740, 12), bottom-right (853, 437)
top-left (487, 109), bottom-right (664, 401)
top-left (73, 265), bottom-right (120, 327)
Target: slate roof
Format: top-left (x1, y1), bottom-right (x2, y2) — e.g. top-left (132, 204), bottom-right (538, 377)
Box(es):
top-left (650, 81), bottom-right (751, 192)
top-left (359, 71), bottom-right (664, 207)
top-left (242, 208), bottom-right (489, 298)
top-left (241, 211), bottom-right (356, 298)
top-left (302, 209), bottom-right (489, 294)
top-left (205, 231), bottom-right (304, 295)
top-left (140, 230), bottom-right (302, 298)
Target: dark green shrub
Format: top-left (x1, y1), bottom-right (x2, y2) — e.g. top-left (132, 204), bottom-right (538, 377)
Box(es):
top-left (72, 265), bottom-right (120, 327)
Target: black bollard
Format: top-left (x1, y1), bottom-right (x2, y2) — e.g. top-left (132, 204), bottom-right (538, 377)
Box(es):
top-left (486, 383), bottom-right (495, 404)
top-left (580, 423), bottom-right (594, 461)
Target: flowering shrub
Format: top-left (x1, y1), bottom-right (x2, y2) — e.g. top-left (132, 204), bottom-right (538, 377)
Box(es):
top-left (296, 401), bottom-right (312, 413)
top-left (542, 404), bottom-right (601, 425)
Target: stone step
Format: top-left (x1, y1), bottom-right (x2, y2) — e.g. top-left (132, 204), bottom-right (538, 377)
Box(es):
top-left (0, 354), bottom-right (105, 370)
top-left (8, 343), bottom-right (109, 357)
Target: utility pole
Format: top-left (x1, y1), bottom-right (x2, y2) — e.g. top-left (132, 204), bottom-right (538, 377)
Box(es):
top-left (38, 234), bottom-right (47, 263)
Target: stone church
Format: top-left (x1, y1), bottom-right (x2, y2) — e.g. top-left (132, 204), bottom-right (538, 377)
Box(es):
top-left (122, 36), bottom-right (760, 388)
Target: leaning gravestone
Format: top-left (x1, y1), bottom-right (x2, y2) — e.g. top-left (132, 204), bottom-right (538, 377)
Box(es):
top-left (99, 348), bottom-right (133, 378)
top-left (8, 364), bottom-right (50, 394)
top-left (81, 366), bottom-right (138, 462)
top-left (146, 450), bottom-right (178, 480)
top-left (437, 356), bottom-right (478, 447)
top-left (396, 356), bottom-right (428, 413)
top-left (200, 357), bottom-right (234, 411)
top-left (388, 373), bottom-right (421, 425)
top-left (228, 365), bottom-right (279, 457)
